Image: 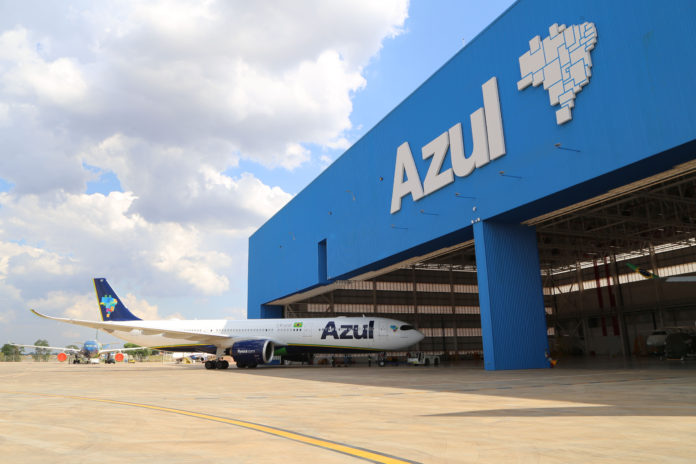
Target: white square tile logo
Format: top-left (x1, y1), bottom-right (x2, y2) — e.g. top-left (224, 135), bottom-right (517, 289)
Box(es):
top-left (518, 23), bottom-right (597, 125)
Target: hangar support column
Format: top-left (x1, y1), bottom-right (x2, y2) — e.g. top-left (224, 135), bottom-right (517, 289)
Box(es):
top-left (473, 221), bottom-right (549, 370)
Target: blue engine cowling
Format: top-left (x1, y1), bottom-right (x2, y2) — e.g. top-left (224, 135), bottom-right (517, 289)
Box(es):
top-left (231, 340), bottom-right (274, 366)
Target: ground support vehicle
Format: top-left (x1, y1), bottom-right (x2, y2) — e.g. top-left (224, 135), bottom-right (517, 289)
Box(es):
top-left (407, 352), bottom-right (440, 366)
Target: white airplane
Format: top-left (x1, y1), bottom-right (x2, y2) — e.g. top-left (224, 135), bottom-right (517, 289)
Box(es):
top-left (10, 340), bottom-right (141, 364)
top-left (29, 278), bottom-right (424, 370)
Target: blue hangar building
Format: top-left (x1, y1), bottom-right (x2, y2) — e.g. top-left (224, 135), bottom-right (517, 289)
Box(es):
top-left (249, 0), bottom-right (696, 370)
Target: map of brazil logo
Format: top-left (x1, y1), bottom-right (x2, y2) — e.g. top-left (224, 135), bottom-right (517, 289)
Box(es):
top-left (518, 22), bottom-right (597, 124)
top-left (100, 295), bottom-right (118, 317)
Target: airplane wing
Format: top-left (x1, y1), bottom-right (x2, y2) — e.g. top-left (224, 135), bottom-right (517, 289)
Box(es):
top-left (98, 347), bottom-right (150, 355)
top-left (11, 343), bottom-right (80, 353)
top-left (30, 309), bottom-right (232, 346)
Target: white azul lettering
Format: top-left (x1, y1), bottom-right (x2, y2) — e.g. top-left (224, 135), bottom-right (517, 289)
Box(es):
top-left (321, 321), bottom-right (374, 340)
top-left (390, 76), bottom-right (506, 214)
top-left (422, 132), bottom-right (452, 196)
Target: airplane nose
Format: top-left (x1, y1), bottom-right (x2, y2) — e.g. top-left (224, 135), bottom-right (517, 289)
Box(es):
top-left (415, 329), bottom-right (425, 343)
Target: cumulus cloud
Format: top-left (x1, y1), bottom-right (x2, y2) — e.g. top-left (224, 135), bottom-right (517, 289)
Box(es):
top-left (0, 0), bottom-right (410, 345)
top-left (0, 27), bottom-right (88, 107)
top-left (119, 292), bottom-right (184, 320)
top-left (0, 0), bottom-right (408, 175)
top-left (0, 191), bottom-right (239, 297)
top-left (0, 308), bottom-right (16, 325)
top-left (26, 289), bottom-right (175, 322)
top-left (82, 134), bottom-right (293, 226)
top-left (29, 291), bottom-right (95, 320)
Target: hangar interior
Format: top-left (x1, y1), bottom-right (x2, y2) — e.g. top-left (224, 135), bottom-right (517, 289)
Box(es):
top-left (272, 160), bottom-right (696, 360)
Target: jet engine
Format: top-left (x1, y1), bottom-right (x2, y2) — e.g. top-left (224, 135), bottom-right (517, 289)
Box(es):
top-left (230, 340), bottom-right (274, 368)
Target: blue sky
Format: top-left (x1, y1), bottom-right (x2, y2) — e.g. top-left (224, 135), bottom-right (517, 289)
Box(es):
top-left (0, 0), bottom-right (514, 348)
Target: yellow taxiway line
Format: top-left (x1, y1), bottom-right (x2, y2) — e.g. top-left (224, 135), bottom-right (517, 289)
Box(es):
top-left (6, 391), bottom-right (419, 464)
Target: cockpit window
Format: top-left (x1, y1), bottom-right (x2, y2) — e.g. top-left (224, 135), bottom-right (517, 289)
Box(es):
top-left (400, 324), bottom-right (415, 331)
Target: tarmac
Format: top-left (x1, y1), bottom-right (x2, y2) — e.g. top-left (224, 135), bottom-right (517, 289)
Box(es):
top-left (0, 358), bottom-right (695, 464)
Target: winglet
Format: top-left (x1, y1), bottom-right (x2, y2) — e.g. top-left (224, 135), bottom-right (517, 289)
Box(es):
top-left (30, 308), bottom-right (52, 319)
top-left (30, 309), bottom-right (73, 324)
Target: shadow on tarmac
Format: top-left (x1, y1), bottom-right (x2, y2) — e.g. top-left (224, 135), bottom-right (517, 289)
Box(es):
top-left (208, 356), bottom-right (696, 417)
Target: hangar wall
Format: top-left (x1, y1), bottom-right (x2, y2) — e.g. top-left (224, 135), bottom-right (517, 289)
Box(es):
top-left (248, 0), bottom-right (696, 369)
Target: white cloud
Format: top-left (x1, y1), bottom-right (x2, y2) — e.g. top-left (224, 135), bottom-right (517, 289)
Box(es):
top-left (319, 155), bottom-right (334, 170)
top-left (0, 0), bottom-right (410, 347)
top-left (0, 190), bottom-right (238, 297)
top-left (224, 306), bottom-right (249, 321)
top-left (0, 0), bottom-right (408, 170)
top-left (0, 308), bottom-right (15, 324)
top-left (0, 102), bottom-right (9, 126)
top-left (325, 137), bottom-right (351, 151)
top-left (82, 134), bottom-right (293, 226)
top-left (28, 291), bottom-right (93, 320)
top-left (0, 27), bottom-right (88, 107)
top-left (25, 289), bottom-right (174, 322)
top-left (120, 292), bottom-right (184, 320)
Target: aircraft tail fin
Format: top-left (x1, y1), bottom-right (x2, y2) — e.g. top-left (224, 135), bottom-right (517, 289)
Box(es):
top-left (93, 278), bottom-right (142, 321)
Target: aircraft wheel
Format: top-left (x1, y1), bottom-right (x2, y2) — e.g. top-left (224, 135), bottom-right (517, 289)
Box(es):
top-left (216, 360), bottom-right (228, 369)
top-left (205, 360), bottom-right (216, 370)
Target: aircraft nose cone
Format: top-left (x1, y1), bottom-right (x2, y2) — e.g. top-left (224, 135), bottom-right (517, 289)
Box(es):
top-left (415, 329), bottom-right (425, 343)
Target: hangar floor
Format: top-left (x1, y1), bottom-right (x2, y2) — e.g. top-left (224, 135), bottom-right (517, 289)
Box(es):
top-left (277, 160), bottom-right (696, 360)
top-left (1, 361), bottom-right (695, 463)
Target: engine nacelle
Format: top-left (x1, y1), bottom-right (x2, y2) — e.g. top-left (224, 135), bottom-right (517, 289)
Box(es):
top-left (231, 340), bottom-right (274, 366)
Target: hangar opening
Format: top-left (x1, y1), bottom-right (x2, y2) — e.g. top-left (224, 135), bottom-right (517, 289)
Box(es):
top-left (268, 160), bottom-right (696, 363)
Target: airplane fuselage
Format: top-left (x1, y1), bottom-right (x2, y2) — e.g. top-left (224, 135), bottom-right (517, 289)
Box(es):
top-left (102, 317), bottom-right (422, 355)
top-left (82, 340), bottom-right (101, 358)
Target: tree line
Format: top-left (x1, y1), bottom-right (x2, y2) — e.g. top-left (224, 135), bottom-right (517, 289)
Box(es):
top-left (1, 341), bottom-right (157, 361)
top-left (1, 339), bottom-right (52, 361)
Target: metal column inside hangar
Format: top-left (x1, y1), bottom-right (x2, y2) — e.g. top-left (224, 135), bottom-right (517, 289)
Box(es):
top-left (248, 0), bottom-right (696, 370)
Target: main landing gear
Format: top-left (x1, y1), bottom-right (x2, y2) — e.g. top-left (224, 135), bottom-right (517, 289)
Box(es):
top-left (205, 348), bottom-right (233, 370)
top-left (204, 359), bottom-right (229, 370)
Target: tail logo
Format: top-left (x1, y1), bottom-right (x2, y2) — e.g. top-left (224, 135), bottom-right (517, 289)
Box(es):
top-left (100, 295), bottom-right (118, 318)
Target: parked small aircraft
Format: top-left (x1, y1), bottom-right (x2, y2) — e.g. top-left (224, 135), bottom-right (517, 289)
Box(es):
top-left (11, 340), bottom-right (142, 364)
